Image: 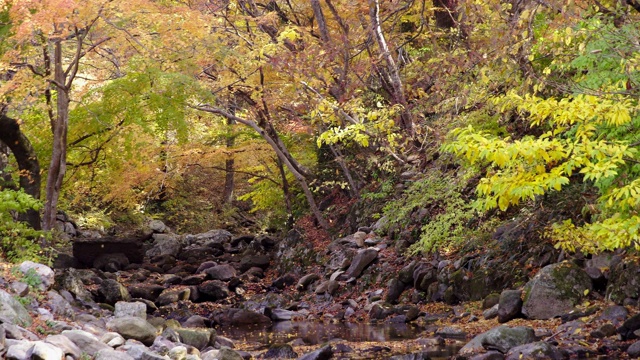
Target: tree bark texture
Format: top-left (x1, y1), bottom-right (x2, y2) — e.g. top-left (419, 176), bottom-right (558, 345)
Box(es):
top-left (368, 0), bottom-right (413, 134)
top-left (43, 41), bottom-right (70, 231)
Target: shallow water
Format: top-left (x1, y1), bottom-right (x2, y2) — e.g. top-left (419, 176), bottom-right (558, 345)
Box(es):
top-left (219, 320), bottom-right (423, 345)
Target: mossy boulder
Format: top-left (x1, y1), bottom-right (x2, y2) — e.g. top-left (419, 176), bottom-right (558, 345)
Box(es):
top-left (605, 257), bottom-right (639, 304)
top-left (522, 262), bottom-right (592, 320)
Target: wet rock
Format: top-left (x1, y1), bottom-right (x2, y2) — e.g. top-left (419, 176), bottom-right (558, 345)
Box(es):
top-left (74, 237), bottom-right (144, 267)
top-left (107, 316), bottom-right (158, 346)
top-left (62, 330), bottom-right (111, 356)
top-left (498, 290), bottom-right (522, 323)
top-left (183, 315), bottom-right (209, 328)
top-left (0, 289), bottom-right (32, 327)
top-left (212, 308), bottom-right (272, 327)
top-left (203, 264), bottom-right (237, 281)
top-left (297, 274), bottom-right (320, 291)
top-left (99, 279), bottom-right (131, 305)
top-left (628, 340), bottom-right (640, 358)
top-left (618, 313), bottom-right (640, 340)
top-left (298, 345), bottom-right (333, 360)
top-left (405, 306), bottom-right (421, 322)
top-left (344, 248), bottom-right (378, 279)
top-left (264, 343), bottom-right (298, 358)
top-left (505, 341), bottom-right (563, 360)
top-left (459, 326), bottom-right (536, 356)
top-left (369, 303), bottom-right (394, 320)
top-left (128, 285), bottom-right (165, 301)
top-left (267, 308), bottom-right (297, 321)
top-left (606, 257), bottom-right (640, 304)
top-left (522, 262), bottom-right (592, 320)
top-left (435, 326), bottom-right (467, 339)
top-left (197, 280), bottom-right (229, 301)
top-left (18, 261), bottom-right (54, 291)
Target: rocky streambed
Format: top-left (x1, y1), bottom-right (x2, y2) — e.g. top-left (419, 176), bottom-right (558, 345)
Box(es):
top-left (0, 221), bottom-right (639, 359)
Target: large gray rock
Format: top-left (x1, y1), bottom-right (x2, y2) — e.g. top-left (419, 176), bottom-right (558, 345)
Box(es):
top-left (522, 262), bottom-right (592, 320)
top-left (62, 330), bottom-right (111, 356)
top-left (618, 313), bottom-right (640, 339)
top-left (186, 230), bottom-right (232, 247)
top-left (107, 316), bottom-right (158, 346)
top-left (498, 290), bottom-right (522, 323)
top-left (505, 341), bottom-right (563, 360)
top-left (45, 334), bottom-right (82, 359)
top-left (18, 261), bottom-right (54, 291)
top-left (56, 268), bottom-right (94, 302)
top-left (28, 341), bottom-right (64, 360)
top-left (344, 248), bottom-right (378, 278)
top-left (0, 289), bottom-right (32, 327)
top-left (203, 264), bottom-right (236, 281)
top-left (99, 279), bottom-right (131, 305)
top-left (459, 326), bottom-right (536, 356)
top-left (115, 301), bottom-right (147, 319)
top-left (95, 348), bottom-right (136, 360)
top-left (146, 234), bottom-right (182, 258)
top-left (6, 340), bottom-right (32, 360)
top-left (175, 328), bottom-right (215, 350)
top-left (46, 290), bottom-right (75, 319)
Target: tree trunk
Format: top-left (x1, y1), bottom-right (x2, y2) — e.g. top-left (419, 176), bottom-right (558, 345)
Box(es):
top-left (310, 0), bottom-right (331, 42)
top-left (0, 113), bottom-right (42, 229)
top-left (223, 116), bottom-right (236, 204)
top-left (43, 41), bottom-right (70, 231)
top-left (276, 157), bottom-right (294, 229)
top-left (368, 0), bottom-right (413, 134)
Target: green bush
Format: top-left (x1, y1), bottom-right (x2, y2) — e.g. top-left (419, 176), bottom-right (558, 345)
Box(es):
top-left (380, 170), bottom-right (477, 254)
top-left (0, 189), bottom-right (45, 262)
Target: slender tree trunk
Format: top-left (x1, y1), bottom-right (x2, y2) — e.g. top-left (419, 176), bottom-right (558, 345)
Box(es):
top-left (368, 0), bottom-right (413, 134)
top-left (43, 41), bottom-right (70, 231)
top-left (310, 0), bottom-right (331, 42)
top-left (275, 157), bottom-right (294, 229)
top-left (223, 116), bottom-right (236, 204)
top-left (0, 113), bottom-right (42, 229)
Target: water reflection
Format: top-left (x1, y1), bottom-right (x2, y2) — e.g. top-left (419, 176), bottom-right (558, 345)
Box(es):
top-left (219, 321), bottom-right (422, 345)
